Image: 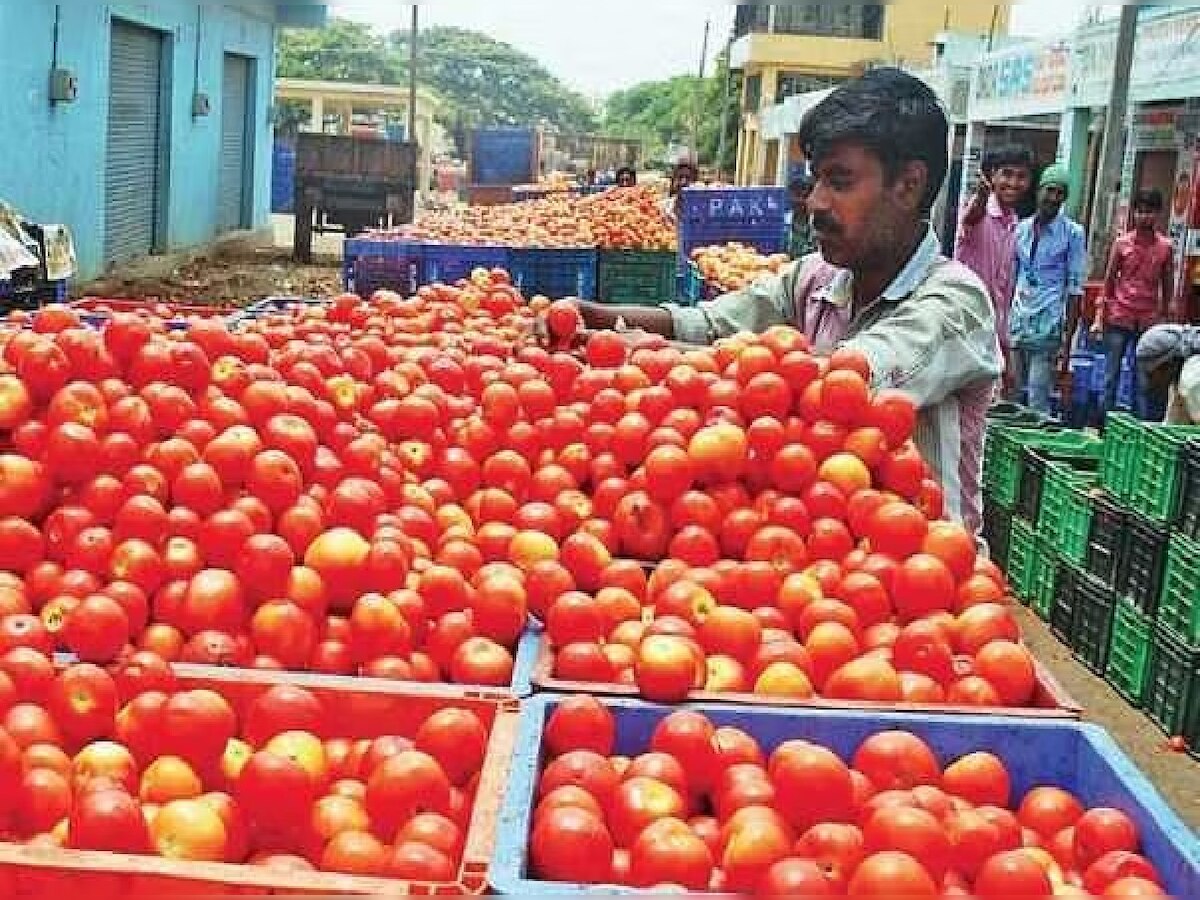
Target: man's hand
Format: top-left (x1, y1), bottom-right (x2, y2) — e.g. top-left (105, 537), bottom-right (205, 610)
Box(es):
top-left (1089, 307), bottom-right (1105, 340)
top-left (974, 173), bottom-right (993, 200)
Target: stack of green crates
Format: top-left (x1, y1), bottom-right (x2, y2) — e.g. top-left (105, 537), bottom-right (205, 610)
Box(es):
top-left (984, 412), bottom-right (1200, 752)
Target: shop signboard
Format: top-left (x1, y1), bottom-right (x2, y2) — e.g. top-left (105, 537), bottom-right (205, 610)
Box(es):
top-left (1133, 106), bottom-right (1186, 152)
top-left (969, 41), bottom-right (1068, 121)
top-left (1069, 8), bottom-right (1200, 108)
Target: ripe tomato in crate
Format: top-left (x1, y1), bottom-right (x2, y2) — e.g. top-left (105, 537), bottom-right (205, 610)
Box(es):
top-left (490, 695), bottom-right (1199, 896)
top-left (0, 662), bottom-right (518, 897)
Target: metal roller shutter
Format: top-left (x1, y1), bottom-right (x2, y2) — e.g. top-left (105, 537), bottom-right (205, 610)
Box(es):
top-left (105, 21), bottom-right (163, 264)
top-left (218, 54), bottom-right (251, 232)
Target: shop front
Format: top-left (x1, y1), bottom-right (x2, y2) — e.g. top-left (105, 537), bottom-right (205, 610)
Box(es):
top-left (962, 39), bottom-right (1075, 221)
top-left (1069, 6), bottom-right (1200, 317)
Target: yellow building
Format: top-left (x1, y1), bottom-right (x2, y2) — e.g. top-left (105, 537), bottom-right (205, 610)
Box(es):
top-left (730, 2), bottom-right (1009, 184)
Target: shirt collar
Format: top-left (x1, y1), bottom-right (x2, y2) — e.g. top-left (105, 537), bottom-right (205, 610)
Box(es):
top-left (818, 226), bottom-right (942, 308)
top-left (987, 193), bottom-right (1016, 222)
top-left (1027, 209), bottom-right (1066, 233)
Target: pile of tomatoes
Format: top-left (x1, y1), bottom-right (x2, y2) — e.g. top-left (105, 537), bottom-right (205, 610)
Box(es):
top-left (362, 186), bottom-right (675, 251)
top-left (0, 652), bottom-right (489, 880)
top-left (0, 285), bottom-right (547, 685)
top-left (0, 280), bottom-right (1044, 713)
top-left (536, 312), bottom-right (1040, 708)
top-left (690, 243), bottom-right (792, 295)
top-left (528, 696), bottom-right (1166, 896)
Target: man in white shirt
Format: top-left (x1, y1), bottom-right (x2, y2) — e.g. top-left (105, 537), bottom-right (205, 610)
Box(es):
top-left (1135, 324), bottom-right (1200, 423)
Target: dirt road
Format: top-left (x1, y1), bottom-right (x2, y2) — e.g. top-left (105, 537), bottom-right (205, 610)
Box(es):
top-left (75, 216), bottom-right (342, 307)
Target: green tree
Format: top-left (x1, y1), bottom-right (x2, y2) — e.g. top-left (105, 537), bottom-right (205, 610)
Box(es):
top-left (275, 19), bottom-right (400, 83)
top-left (276, 21), bottom-right (598, 149)
top-left (602, 51), bottom-right (740, 173)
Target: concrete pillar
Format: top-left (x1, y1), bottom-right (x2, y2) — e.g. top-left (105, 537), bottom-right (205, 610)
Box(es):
top-left (735, 129), bottom-right (748, 185)
top-left (308, 95), bottom-right (324, 132)
top-left (958, 120), bottom-right (986, 213)
top-left (776, 135), bottom-right (792, 185)
top-left (339, 104), bottom-right (354, 134)
top-left (1057, 106), bottom-right (1092, 220)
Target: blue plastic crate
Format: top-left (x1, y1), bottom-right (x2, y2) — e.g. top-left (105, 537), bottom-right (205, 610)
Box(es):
top-left (422, 243), bottom-right (511, 286)
top-left (0, 277), bottom-right (67, 309)
top-left (510, 248), bottom-right (597, 300)
top-left (344, 238), bottom-right (424, 296)
top-left (678, 186), bottom-right (788, 225)
top-left (491, 695), bottom-right (1200, 896)
top-left (678, 222), bottom-right (789, 275)
top-left (271, 143), bottom-right (296, 214)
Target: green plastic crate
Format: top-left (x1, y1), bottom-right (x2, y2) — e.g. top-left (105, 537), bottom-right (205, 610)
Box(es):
top-left (1144, 625), bottom-right (1200, 739)
top-left (1006, 516), bottom-right (1036, 605)
top-left (985, 402), bottom-right (1049, 427)
top-left (1157, 533), bottom-right (1200, 647)
top-left (1105, 597), bottom-right (1153, 705)
top-left (1100, 413), bottom-right (1142, 501)
top-left (1036, 464), bottom-right (1095, 566)
top-left (1028, 540), bottom-right (1060, 621)
top-left (1130, 423), bottom-right (1200, 522)
top-left (985, 426), bottom-right (1100, 509)
top-left (596, 251), bottom-right (678, 305)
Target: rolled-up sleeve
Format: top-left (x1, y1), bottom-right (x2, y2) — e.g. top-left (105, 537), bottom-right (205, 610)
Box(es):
top-left (845, 274), bottom-right (1003, 408)
top-left (663, 271), bottom-right (795, 344)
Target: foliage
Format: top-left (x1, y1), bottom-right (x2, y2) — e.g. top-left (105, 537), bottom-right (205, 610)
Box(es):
top-left (602, 52), bottom-right (741, 173)
top-left (276, 21), bottom-right (599, 149)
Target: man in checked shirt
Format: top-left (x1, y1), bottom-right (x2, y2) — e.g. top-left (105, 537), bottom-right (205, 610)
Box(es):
top-left (574, 68), bottom-right (1002, 537)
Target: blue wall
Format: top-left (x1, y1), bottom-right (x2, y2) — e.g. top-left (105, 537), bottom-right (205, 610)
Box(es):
top-left (0, 1), bottom-right (288, 280)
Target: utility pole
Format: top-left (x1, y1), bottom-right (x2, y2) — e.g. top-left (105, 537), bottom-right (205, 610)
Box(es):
top-left (1087, 4), bottom-right (1139, 277)
top-left (692, 18), bottom-right (711, 167)
top-left (716, 35), bottom-right (734, 182)
top-left (408, 4), bottom-right (418, 145)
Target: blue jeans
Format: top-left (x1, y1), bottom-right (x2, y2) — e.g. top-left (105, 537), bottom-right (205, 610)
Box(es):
top-left (1012, 346), bottom-right (1055, 413)
top-left (1102, 325), bottom-right (1167, 421)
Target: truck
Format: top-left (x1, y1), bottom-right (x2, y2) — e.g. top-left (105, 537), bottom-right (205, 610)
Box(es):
top-left (468, 128), bottom-right (541, 191)
top-left (292, 133), bottom-right (417, 263)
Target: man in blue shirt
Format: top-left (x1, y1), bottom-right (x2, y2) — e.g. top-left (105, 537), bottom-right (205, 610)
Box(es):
top-left (1010, 164), bottom-right (1087, 413)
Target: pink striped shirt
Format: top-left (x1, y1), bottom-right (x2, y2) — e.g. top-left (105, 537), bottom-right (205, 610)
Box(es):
top-left (955, 195), bottom-right (1019, 350)
top-left (668, 230), bottom-right (1002, 537)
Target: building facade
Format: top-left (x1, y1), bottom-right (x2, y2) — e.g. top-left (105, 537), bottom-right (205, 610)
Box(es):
top-left (0, 1), bottom-right (327, 281)
top-left (962, 5), bottom-right (1200, 310)
top-left (729, 1), bottom-right (1009, 184)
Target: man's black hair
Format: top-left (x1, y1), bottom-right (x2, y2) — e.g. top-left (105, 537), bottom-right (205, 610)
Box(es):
top-left (1134, 188), bottom-right (1165, 212)
top-left (797, 67), bottom-right (948, 213)
top-left (789, 170), bottom-right (814, 193)
top-left (982, 144), bottom-right (1036, 176)
top-left (616, 166), bottom-right (637, 181)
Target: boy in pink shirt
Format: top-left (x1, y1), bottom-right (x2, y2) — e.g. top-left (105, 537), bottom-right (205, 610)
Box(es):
top-left (955, 145), bottom-right (1035, 396)
top-left (1092, 189), bottom-right (1175, 421)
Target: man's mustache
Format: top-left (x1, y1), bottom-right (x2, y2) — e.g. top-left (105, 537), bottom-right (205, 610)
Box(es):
top-left (812, 213), bottom-right (842, 235)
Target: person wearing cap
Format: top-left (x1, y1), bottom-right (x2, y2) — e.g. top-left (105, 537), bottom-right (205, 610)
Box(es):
top-left (1009, 163), bottom-right (1087, 414)
top-left (1135, 324), bottom-right (1200, 423)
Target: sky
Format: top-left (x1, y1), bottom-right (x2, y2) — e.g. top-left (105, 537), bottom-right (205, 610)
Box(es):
top-left (329, 0), bottom-right (1103, 98)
